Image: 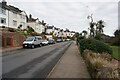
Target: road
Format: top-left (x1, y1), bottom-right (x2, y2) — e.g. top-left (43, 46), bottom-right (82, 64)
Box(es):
top-left (2, 41), bottom-right (72, 78)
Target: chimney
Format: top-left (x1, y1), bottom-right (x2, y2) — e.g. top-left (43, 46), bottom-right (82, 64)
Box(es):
top-left (29, 14), bottom-right (32, 21)
top-left (2, 0), bottom-right (7, 8)
top-left (42, 20), bottom-right (44, 23)
top-left (29, 14), bottom-right (32, 19)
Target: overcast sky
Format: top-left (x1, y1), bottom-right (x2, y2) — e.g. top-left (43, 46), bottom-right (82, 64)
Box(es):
top-left (1, 0), bottom-right (119, 36)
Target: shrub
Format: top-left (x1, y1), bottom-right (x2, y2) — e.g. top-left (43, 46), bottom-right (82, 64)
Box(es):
top-left (27, 26), bottom-right (34, 32)
top-left (76, 36), bottom-right (85, 45)
top-left (30, 32), bottom-right (37, 36)
top-left (18, 25), bottom-right (22, 30)
top-left (79, 39), bottom-right (113, 54)
top-left (94, 34), bottom-right (102, 41)
top-left (41, 32), bottom-right (46, 35)
top-left (8, 28), bottom-right (15, 32)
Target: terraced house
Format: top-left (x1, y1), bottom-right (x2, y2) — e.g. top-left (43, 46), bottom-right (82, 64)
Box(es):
top-left (0, 0), bottom-right (27, 29)
top-left (45, 26), bottom-right (54, 34)
top-left (53, 27), bottom-right (59, 37)
top-left (26, 14), bottom-right (46, 34)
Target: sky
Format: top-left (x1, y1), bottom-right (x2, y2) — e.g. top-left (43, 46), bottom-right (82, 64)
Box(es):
top-left (1, 0), bottom-right (119, 36)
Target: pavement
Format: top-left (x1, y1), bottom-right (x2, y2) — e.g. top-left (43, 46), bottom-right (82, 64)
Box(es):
top-left (47, 41), bottom-right (90, 78)
top-left (2, 46), bottom-right (22, 54)
top-left (2, 41), bottom-right (72, 78)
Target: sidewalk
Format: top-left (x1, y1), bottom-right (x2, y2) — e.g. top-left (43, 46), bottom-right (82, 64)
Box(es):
top-left (2, 46), bottom-right (22, 53)
top-left (47, 41), bottom-right (90, 78)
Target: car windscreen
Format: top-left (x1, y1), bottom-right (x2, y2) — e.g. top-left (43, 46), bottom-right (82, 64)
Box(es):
top-left (26, 37), bottom-right (34, 41)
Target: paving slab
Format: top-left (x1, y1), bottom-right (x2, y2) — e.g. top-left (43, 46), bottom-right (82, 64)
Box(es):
top-left (47, 41), bottom-right (90, 78)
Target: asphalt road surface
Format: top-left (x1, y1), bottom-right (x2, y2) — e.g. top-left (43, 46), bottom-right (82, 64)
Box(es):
top-left (2, 41), bottom-right (72, 78)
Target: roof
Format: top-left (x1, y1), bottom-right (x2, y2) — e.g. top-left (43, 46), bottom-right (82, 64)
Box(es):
top-left (27, 18), bottom-right (38, 22)
top-left (71, 31), bottom-right (75, 33)
top-left (0, 2), bottom-right (22, 14)
top-left (60, 29), bottom-right (63, 32)
top-left (65, 29), bottom-right (70, 32)
top-left (54, 27), bottom-right (59, 30)
top-left (46, 26), bottom-right (54, 29)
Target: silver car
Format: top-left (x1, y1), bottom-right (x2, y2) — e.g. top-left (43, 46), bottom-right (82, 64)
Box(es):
top-left (23, 36), bottom-right (43, 48)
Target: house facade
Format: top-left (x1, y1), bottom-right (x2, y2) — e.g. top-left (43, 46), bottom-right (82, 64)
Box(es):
top-left (45, 26), bottom-right (54, 34)
top-left (0, 0), bottom-right (8, 28)
top-left (27, 14), bottom-right (43, 34)
top-left (70, 31), bottom-right (75, 37)
top-left (0, 0), bottom-right (27, 29)
top-left (41, 20), bottom-right (46, 33)
top-left (58, 29), bottom-right (64, 37)
top-left (53, 27), bottom-right (59, 37)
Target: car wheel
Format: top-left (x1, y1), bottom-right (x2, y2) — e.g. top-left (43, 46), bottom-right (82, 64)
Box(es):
top-left (31, 44), bottom-right (35, 49)
top-left (39, 43), bottom-right (42, 47)
top-left (23, 46), bottom-right (25, 48)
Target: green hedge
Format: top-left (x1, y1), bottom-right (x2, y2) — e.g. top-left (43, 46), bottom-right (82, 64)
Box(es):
top-left (8, 28), bottom-right (15, 32)
top-left (79, 39), bottom-right (113, 54)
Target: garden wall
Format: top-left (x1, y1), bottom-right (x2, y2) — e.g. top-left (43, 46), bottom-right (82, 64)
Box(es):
top-left (2, 32), bottom-right (26, 47)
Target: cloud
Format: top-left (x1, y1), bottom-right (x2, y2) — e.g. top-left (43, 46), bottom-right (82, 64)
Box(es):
top-left (3, 0), bottom-right (119, 2)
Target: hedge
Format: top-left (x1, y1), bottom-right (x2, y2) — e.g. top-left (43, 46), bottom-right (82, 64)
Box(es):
top-left (79, 38), bottom-right (113, 54)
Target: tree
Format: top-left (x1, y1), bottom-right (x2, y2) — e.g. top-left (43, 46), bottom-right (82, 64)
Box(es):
top-left (75, 32), bottom-right (79, 38)
top-left (49, 32), bottom-right (53, 35)
top-left (87, 14), bottom-right (95, 38)
top-left (82, 30), bottom-right (88, 38)
top-left (88, 22), bottom-right (95, 38)
top-left (96, 20), bottom-right (105, 35)
top-left (114, 29), bottom-right (120, 37)
top-left (79, 33), bottom-right (82, 36)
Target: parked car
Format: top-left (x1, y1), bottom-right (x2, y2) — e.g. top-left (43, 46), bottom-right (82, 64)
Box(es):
top-left (63, 39), bottom-right (65, 42)
top-left (48, 39), bottom-right (55, 44)
top-left (66, 39), bottom-right (71, 41)
top-left (56, 39), bottom-right (62, 42)
top-left (23, 36), bottom-right (42, 48)
top-left (42, 40), bottom-right (49, 45)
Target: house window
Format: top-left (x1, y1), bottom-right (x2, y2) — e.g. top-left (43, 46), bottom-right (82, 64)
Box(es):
top-left (23, 15), bottom-right (25, 19)
top-left (20, 22), bottom-right (25, 27)
top-left (36, 23), bottom-right (39, 26)
top-left (0, 8), bottom-right (2, 14)
top-left (13, 20), bottom-right (17, 26)
top-left (0, 17), bottom-right (6, 24)
top-left (13, 13), bottom-right (17, 18)
top-left (20, 14), bottom-right (25, 19)
top-left (0, 8), bottom-right (6, 15)
top-left (20, 14), bottom-right (22, 18)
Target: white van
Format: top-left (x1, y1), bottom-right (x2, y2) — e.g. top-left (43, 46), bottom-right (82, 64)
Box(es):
top-left (23, 36), bottom-right (42, 48)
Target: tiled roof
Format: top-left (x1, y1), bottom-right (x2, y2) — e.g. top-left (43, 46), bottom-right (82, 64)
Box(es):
top-left (0, 2), bottom-right (22, 13)
top-left (46, 26), bottom-right (54, 29)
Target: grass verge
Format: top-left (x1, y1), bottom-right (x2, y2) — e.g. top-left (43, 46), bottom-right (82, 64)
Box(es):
top-left (110, 46), bottom-right (120, 60)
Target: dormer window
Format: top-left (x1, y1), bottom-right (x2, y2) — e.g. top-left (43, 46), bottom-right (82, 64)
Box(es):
top-left (13, 20), bottom-right (17, 26)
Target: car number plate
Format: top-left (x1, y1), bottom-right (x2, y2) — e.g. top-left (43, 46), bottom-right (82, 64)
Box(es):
top-left (25, 45), bottom-right (27, 46)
